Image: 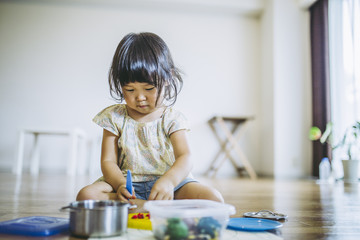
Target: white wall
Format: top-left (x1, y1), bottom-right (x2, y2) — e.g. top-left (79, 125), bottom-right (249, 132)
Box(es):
top-left (271, 0), bottom-right (312, 178)
top-left (0, 0), bottom-right (313, 178)
top-left (259, 0), bottom-right (313, 178)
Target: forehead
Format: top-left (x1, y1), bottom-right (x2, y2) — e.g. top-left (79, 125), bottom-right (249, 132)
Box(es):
top-left (123, 82), bottom-right (154, 88)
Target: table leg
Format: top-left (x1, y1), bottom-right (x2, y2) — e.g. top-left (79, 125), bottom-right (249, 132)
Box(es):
top-left (30, 133), bottom-right (40, 176)
top-left (68, 131), bottom-right (78, 176)
top-left (13, 130), bottom-right (25, 175)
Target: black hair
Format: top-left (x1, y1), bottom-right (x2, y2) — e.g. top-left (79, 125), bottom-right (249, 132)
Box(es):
top-left (108, 32), bottom-right (183, 106)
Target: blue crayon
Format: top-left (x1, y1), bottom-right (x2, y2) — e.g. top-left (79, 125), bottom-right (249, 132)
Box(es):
top-left (126, 170), bottom-right (133, 195)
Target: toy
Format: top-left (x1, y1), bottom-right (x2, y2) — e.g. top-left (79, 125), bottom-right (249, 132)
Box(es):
top-left (166, 218), bottom-right (189, 240)
top-left (127, 213), bottom-right (152, 230)
top-left (196, 217), bottom-right (221, 238)
top-left (126, 170), bottom-right (133, 195)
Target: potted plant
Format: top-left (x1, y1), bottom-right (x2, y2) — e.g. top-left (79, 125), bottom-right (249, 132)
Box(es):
top-left (334, 122), bottom-right (360, 182)
top-left (309, 121), bottom-right (360, 182)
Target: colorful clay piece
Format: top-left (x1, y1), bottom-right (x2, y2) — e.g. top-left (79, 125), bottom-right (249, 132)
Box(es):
top-left (196, 217), bottom-right (221, 238)
top-left (166, 218), bottom-right (189, 240)
top-left (131, 213), bottom-right (149, 219)
top-left (127, 213), bottom-right (152, 230)
top-left (155, 217), bottom-right (222, 240)
top-left (182, 217), bottom-right (198, 232)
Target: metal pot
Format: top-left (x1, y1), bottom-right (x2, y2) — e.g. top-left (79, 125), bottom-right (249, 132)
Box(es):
top-left (61, 200), bottom-right (130, 238)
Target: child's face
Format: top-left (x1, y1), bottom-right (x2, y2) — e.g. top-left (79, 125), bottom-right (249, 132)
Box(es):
top-left (122, 82), bottom-right (161, 115)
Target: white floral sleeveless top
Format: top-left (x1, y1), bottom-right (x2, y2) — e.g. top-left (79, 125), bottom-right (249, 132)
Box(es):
top-left (93, 104), bottom-right (189, 182)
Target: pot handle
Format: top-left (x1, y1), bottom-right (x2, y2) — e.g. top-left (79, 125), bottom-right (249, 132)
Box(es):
top-left (129, 204), bottom-right (137, 210)
top-left (59, 205), bottom-right (72, 212)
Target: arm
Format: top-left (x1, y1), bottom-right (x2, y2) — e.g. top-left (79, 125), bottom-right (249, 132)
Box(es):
top-left (100, 129), bottom-right (134, 201)
top-left (148, 129), bottom-right (192, 200)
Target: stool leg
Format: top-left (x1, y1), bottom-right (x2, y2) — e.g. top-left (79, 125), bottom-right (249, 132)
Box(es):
top-left (30, 133), bottom-right (40, 176)
top-left (13, 130), bottom-right (25, 175)
top-left (216, 117), bottom-right (257, 180)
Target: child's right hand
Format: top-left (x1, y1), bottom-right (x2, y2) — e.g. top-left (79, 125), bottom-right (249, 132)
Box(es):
top-left (116, 184), bottom-right (136, 202)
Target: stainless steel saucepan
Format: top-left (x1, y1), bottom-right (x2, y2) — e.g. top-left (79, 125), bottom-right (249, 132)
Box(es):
top-left (61, 200), bottom-right (130, 238)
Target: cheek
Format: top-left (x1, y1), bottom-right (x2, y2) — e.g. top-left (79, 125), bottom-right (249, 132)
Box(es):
top-left (123, 93), bottom-right (134, 103)
top-left (151, 93), bottom-right (160, 103)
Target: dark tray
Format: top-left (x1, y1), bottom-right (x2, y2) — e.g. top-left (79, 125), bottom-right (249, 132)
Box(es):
top-left (0, 216), bottom-right (69, 236)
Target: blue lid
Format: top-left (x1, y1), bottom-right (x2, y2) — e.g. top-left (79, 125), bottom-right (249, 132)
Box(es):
top-left (227, 218), bottom-right (283, 231)
top-left (0, 216), bottom-right (69, 236)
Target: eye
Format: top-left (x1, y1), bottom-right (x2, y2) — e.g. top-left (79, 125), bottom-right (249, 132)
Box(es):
top-left (145, 87), bottom-right (155, 91)
top-left (125, 89), bottom-right (134, 92)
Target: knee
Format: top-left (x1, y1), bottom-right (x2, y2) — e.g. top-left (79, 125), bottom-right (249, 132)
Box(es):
top-left (205, 188), bottom-right (224, 203)
top-left (76, 186), bottom-right (97, 201)
top-left (197, 187), bottom-right (224, 203)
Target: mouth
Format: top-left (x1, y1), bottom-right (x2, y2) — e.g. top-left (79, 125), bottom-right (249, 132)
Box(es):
top-left (138, 105), bottom-right (148, 109)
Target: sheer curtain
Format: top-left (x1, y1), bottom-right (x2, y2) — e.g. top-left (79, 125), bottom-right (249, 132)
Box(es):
top-left (329, 0), bottom-right (360, 178)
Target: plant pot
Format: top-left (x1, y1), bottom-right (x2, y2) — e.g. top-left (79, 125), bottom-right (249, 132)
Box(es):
top-left (342, 159), bottom-right (360, 183)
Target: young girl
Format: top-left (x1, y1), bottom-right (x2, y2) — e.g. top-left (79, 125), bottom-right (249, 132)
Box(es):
top-left (76, 32), bottom-right (224, 204)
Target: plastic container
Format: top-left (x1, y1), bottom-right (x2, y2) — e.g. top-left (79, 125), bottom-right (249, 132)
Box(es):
top-left (144, 200), bottom-right (235, 240)
top-left (319, 157), bottom-right (331, 182)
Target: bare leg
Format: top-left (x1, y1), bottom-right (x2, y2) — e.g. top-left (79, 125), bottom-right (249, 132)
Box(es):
top-left (174, 182), bottom-right (224, 203)
top-left (76, 182), bottom-right (148, 213)
top-left (76, 181), bottom-right (117, 201)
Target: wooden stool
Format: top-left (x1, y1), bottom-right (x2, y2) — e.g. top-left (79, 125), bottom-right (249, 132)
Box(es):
top-left (13, 128), bottom-right (86, 176)
top-left (206, 116), bottom-right (257, 179)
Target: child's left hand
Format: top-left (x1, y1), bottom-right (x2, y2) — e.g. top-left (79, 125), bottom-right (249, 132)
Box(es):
top-left (148, 178), bottom-right (174, 200)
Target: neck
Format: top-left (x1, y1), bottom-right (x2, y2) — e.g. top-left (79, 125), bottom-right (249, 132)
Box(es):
top-left (126, 106), bottom-right (165, 122)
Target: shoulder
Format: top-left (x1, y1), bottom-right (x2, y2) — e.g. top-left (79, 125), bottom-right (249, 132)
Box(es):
top-left (163, 107), bottom-right (186, 119)
top-left (96, 104), bottom-right (126, 118)
top-left (92, 104), bottom-right (126, 136)
top-left (162, 107), bottom-right (189, 135)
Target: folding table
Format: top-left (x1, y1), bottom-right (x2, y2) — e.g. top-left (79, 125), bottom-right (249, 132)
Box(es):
top-left (206, 116), bottom-right (257, 179)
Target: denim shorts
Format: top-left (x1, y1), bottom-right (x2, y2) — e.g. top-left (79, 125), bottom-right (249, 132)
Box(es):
top-left (133, 177), bottom-right (198, 200)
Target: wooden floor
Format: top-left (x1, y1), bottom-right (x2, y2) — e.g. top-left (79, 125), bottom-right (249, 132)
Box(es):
top-left (1, 173), bottom-right (360, 240)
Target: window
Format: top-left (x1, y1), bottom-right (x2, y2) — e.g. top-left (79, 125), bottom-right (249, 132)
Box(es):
top-left (329, 0), bottom-right (360, 175)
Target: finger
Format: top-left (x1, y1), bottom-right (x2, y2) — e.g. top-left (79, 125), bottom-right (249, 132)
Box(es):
top-left (117, 192), bottom-right (129, 202)
top-left (148, 191), bottom-right (158, 200)
top-left (131, 188), bottom-right (136, 199)
top-left (155, 193), bottom-right (167, 200)
top-left (117, 186), bottom-right (132, 200)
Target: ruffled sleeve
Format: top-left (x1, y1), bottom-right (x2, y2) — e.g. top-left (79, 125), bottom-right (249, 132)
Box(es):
top-left (92, 104), bottom-right (125, 136)
top-left (163, 108), bottom-right (190, 136)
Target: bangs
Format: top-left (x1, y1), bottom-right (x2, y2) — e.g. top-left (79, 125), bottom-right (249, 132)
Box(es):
top-left (116, 34), bottom-right (170, 88)
top-left (119, 52), bottom-right (157, 86)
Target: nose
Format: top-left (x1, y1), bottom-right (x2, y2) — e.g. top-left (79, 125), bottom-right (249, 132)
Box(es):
top-left (136, 93), bottom-right (146, 101)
